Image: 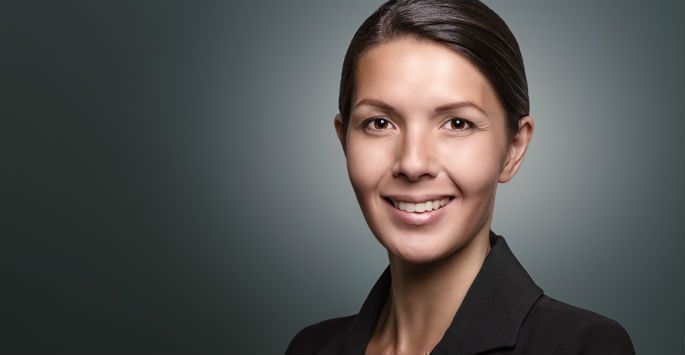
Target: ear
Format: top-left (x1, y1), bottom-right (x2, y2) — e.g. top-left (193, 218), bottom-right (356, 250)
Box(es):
top-left (334, 113), bottom-right (347, 156)
top-left (499, 115), bottom-right (534, 183)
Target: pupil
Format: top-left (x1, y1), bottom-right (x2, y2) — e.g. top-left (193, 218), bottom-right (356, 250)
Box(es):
top-left (453, 119), bottom-right (463, 129)
top-left (376, 119), bottom-right (386, 128)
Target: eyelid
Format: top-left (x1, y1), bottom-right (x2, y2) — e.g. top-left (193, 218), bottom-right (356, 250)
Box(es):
top-left (441, 117), bottom-right (474, 130)
top-left (363, 116), bottom-right (397, 130)
top-left (362, 116), bottom-right (474, 131)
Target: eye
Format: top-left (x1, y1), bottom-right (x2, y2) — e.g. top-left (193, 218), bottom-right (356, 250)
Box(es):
top-left (364, 117), bottom-right (396, 131)
top-left (442, 117), bottom-right (473, 131)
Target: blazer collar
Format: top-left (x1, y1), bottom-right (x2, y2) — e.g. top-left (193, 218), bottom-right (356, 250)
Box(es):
top-left (319, 230), bottom-right (543, 355)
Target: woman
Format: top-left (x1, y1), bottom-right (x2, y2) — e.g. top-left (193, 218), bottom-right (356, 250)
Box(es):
top-left (287, 0), bottom-right (635, 354)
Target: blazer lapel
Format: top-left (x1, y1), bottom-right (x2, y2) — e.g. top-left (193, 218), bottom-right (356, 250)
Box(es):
top-left (318, 230), bottom-right (543, 355)
top-left (433, 231), bottom-right (543, 354)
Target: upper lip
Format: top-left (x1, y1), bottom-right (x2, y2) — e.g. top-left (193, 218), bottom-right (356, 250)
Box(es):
top-left (383, 194), bottom-right (454, 203)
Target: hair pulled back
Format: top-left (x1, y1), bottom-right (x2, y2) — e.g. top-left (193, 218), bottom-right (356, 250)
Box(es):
top-left (338, 0), bottom-right (529, 145)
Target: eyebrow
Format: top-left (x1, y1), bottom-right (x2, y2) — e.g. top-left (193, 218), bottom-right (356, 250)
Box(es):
top-left (353, 98), bottom-right (487, 116)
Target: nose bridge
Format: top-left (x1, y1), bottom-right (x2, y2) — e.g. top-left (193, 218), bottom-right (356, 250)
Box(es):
top-left (395, 121), bottom-right (436, 181)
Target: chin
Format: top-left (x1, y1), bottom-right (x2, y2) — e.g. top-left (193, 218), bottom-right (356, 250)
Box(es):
top-left (392, 250), bottom-right (444, 265)
top-left (380, 232), bottom-right (458, 265)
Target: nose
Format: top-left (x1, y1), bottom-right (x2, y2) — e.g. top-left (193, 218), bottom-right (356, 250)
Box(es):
top-left (393, 125), bottom-right (439, 181)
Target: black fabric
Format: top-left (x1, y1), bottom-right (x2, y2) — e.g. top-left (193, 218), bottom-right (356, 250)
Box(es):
top-left (286, 231), bottom-right (635, 355)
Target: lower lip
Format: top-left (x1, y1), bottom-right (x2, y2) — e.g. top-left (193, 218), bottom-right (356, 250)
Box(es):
top-left (383, 197), bottom-right (454, 226)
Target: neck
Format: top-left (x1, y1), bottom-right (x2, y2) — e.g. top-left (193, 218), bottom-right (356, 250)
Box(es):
top-left (370, 225), bottom-right (492, 354)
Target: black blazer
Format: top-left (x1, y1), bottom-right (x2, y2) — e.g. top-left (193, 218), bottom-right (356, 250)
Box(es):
top-left (286, 231), bottom-right (635, 354)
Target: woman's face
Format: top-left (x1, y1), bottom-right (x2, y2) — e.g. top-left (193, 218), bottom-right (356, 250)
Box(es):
top-left (335, 36), bottom-right (532, 264)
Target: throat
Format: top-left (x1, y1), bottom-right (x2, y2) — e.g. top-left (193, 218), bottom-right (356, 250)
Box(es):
top-left (368, 234), bottom-right (491, 354)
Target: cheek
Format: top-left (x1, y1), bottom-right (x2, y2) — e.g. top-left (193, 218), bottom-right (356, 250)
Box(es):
top-left (441, 135), bottom-right (504, 195)
top-left (346, 135), bottom-right (391, 196)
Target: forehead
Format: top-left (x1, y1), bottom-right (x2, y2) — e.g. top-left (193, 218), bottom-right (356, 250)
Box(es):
top-left (354, 36), bottom-right (504, 119)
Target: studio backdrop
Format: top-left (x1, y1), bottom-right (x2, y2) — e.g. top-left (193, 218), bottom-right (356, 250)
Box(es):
top-left (2, 1), bottom-right (683, 354)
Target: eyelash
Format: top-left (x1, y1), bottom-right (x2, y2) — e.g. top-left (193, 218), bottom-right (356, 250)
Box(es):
top-left (363, 117), bottom-right (474, 132)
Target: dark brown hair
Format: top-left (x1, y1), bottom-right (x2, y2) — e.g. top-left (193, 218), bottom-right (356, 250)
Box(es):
top-left (338, 0), bottom-right (529, 145)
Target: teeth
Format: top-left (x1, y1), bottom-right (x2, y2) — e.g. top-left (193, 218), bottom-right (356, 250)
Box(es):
top-left (392, 198), bottom-right (450, 213)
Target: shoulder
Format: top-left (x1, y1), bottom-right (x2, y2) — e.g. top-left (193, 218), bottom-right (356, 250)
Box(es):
top-left (285, 314), bottom-right (356, 355)
top-left (519, 295), bottom-right (635, 354)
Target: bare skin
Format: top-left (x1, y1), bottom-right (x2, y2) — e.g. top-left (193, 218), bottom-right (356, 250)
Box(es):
top-left (334, 36), bottom-right (534, 355)
top-left (367, 228), bottom-right (492, 355)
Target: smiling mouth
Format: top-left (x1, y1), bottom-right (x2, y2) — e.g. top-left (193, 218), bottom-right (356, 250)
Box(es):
top-left (383, 196), bottom-right (455, 213)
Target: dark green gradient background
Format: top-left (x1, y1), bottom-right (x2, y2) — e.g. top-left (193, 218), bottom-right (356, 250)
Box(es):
top-left (2, 1), bottom-right (683, 354)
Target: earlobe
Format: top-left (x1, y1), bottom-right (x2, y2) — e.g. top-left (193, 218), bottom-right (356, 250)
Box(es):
top-left (499, 115), bottom-right (534, 183)
top-left (333, 114), bottom-right (347, 156)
